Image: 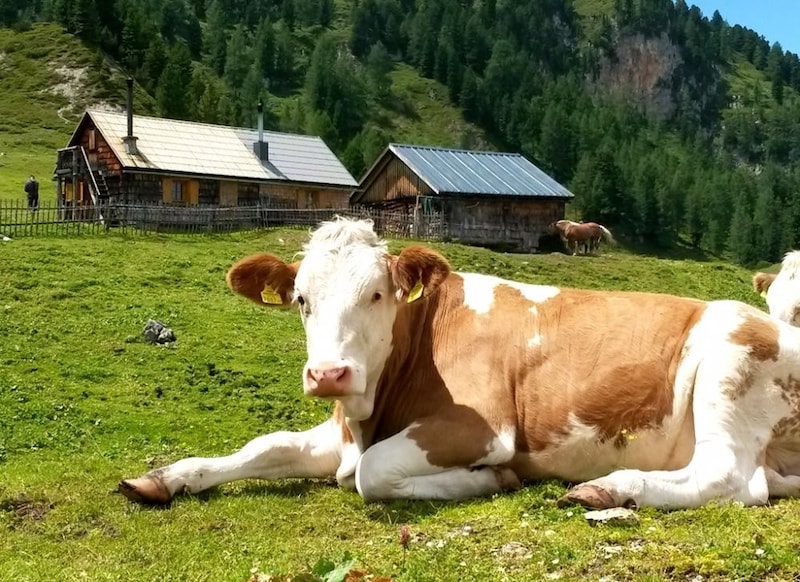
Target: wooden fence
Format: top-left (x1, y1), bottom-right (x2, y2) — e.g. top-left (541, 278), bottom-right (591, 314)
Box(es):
top-left (0, 200), bottom-right (447, 241)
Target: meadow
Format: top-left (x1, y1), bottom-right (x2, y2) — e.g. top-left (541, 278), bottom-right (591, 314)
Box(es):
top-left (1, 226), bottom-right (798, 582)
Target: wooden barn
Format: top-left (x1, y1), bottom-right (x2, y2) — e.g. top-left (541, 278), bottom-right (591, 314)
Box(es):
top-left (54, 82), bottom-right (357, 210)
top-left (352, 144), bottom-right (574, 252)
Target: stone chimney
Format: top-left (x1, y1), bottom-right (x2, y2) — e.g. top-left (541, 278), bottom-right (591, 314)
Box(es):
top-left (122, 77), bottom-right (138, 155)
top-left (253, 99), bottom-right (269, 161)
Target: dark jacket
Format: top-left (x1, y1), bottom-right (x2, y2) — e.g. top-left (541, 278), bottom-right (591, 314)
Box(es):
top-left (24, 178), bottom-right (39, 196)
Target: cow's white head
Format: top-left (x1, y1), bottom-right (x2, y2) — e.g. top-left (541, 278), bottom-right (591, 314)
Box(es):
top-left (758, 250), bottom-right (800, 327)
top-left (226, 217), bottom-right (450, 420)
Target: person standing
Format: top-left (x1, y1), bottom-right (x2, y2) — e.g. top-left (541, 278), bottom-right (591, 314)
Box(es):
top-left (24, 175), bottom-right (39, 211)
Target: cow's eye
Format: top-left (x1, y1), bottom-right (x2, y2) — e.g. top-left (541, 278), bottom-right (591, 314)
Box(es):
top-left (297, 295), bottom-right (305, 306)
top-left (372, 292), bottom-right (382, 303)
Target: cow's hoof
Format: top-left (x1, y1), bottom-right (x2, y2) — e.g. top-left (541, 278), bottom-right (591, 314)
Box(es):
top-left (558, 483), bottom-right (618, 509)
top-left (118, 475), bottom-right (172, 505)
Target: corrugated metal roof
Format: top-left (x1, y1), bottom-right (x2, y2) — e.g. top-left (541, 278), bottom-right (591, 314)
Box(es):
top-left (388, 144), bottom-right (573, 198)
top-left (79, 110), bottom-right (357, 188)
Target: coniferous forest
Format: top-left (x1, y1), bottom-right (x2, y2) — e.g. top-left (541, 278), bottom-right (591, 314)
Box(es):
top-left (2, 0), bottom-right (800, 265)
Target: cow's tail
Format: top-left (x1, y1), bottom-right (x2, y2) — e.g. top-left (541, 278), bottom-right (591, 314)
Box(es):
top-left (599, 225), bottom-right (615, 246)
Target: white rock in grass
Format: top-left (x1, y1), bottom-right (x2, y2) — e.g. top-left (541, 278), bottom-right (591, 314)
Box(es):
top-left (584, 507), bottom-right (639, 526)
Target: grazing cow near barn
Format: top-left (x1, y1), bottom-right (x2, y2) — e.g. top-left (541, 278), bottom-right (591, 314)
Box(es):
top-left (121, 217), bottom-right (800, 510)
top-left (753, 251), bottom-right (800, 326)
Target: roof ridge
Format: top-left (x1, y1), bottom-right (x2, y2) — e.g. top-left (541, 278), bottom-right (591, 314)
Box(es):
top-left (390, 143), bottom-right (522, 157)
top-left (86, 108), bottom-right (323, 142)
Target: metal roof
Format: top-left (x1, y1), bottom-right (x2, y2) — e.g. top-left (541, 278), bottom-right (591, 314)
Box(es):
top-left (76, 109), bottom-right (358, 188)
top-left (386, 144), bottom-right (573, 198)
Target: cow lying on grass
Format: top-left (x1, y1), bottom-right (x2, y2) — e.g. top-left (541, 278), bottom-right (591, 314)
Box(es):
top-left (753, 251), bottom-right (800, 326)
top-left (121, 217), bottom-right (800, 510)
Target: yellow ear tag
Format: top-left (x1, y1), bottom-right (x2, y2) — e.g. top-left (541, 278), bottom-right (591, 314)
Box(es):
top-left (760, 290), bottom-right (768, 299)
top-left (260, 284), bottom-right (283, 305)
top-left (407, 279), bottom-right (424, 303)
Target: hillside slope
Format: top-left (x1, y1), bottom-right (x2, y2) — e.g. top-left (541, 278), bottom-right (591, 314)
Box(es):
top-left (0, 24), bottom-right (159, 199)
top-left (0, 22), bottom-right (491, 200)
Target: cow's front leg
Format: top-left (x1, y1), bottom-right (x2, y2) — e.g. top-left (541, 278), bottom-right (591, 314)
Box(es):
top-left (355, 421), bottom-right (520, 501)
top-left (119, 418), bottom-right (343, 505)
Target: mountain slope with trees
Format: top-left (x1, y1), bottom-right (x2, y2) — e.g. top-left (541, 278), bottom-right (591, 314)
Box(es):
top-left (1, 0), bottom-right (799, 265)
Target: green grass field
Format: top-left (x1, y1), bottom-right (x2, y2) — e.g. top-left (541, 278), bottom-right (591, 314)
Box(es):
top-left (2, 226), bottom-right (798, 581)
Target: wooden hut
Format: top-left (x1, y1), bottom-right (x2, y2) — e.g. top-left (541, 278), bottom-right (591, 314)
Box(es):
top-left (352, 144), bottom-right (574, 252)
top-left (54, 82), bottom-right (357, 211)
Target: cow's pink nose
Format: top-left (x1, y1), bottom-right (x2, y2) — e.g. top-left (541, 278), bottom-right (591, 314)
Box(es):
top-left (306, 363), bottom-right (351, 397)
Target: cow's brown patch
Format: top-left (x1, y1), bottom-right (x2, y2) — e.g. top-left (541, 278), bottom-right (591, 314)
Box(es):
top-left (359, 275), bottom-right (520, 468)
top-left (517, 291), bottom-right (705, 452)
top-left (753, 272), bottom-right (776, 295)
top-left (723, 313), bottom-right (780, 400)
top-left (333, 403), bottom-right (355, 444)
top-left (772, 375), bottom-right (800, 440)
top-left (729, 314), bottom-right (780, 363)
top-left (407, 406), bottom-right (499, 468)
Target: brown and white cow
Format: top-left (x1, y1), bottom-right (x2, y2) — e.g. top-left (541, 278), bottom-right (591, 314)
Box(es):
top-left (754, 251), bottom-right (800, 326)
top-left (120, 217), bottom-right (800, 510)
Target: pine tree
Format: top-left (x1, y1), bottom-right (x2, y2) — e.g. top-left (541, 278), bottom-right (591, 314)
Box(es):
top-left (254, 17), bottom-right (276, 80)
top-left (460, 67), bottom-right (480, 121)
top-left (632, 159), bottom-right (659, 242)
top-left (204, 0), bottom-right (228, 75)
top-left (684, 181), bottom-right (705, 248)
top-left (272, 23), bottom-right (295, 89)
top-left (239, 65), bottom-right (266, 126)
top-left (224, 24), bottom-right (253, 90)
top-left (753, 186), bottom-right (784, 262)
top-left (156, 41), bottom-right (193, 119)
top-left (728, 192), bottom-right (757, 265)
top-left (538, 102), bottom-right (575, 182)
top-left (69, 0), bottom-right (100, 44)
top-left (305, 33), bottom-right (367, 145)
top-left (141, 35), bottom-right (168, 93)
top-left (197, 82), bottom-right (221, 124)
top-left (366, 41), bottom-right (392, 101)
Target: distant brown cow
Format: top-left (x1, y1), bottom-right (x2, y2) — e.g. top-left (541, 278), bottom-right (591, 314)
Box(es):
top-left (552, 220), bottom-right (614, 255)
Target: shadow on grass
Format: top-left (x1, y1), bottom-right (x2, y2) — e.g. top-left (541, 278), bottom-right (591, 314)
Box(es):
top-left (383, 93), bottom-right (420, 121)
top-left (532, 232), bottom-right (728, 263)
top-left (365, 499), bottom-right (456, 524)
top-left (118, 478), bottom-right (340, 509)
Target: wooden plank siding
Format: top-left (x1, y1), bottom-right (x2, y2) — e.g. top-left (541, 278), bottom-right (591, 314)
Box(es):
top-left (80, 120), bottom-right (123, 175)
top-left (259, 183), bottom-right (350, 209)
top-left (444, 197), bottom-right (564, 251)
top-left (359, 157), bottom-right (434, 203)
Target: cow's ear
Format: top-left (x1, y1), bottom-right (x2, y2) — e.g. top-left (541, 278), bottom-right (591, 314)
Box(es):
top-left (389, 246), bottom-right (451, 303)
top-left (752, 272), bottom-right (776, 298)
top-left (226, 253), bottom-right (299, 307)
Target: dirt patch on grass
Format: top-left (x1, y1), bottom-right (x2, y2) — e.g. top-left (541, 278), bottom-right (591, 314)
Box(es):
top-left (49, 64), bottom-right (88, 101)
top-left (0, 494), bottom-right (54, 527)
